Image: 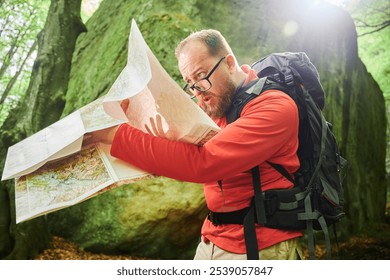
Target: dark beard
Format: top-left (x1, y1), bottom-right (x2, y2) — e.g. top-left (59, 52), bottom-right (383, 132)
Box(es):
top-left (202, 80), bottom-right (236, 119)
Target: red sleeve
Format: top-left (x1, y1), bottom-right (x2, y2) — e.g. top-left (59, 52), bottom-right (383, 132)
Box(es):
top-left (110, 90), bottom-right (299, 183)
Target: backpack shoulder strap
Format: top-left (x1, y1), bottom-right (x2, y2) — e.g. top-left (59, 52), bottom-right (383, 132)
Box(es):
top-left (224, 77), bottom-right (293, 260)
top-left (234, 78), bottom-right (290, 260)
top-left (226, 77), bottom-right (289, 124)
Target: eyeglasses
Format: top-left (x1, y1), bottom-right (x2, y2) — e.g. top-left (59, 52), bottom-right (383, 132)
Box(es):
top-left (183, 56), bottom-right (226, 99)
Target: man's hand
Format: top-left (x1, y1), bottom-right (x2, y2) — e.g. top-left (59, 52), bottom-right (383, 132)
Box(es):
top-left (82, 98), bottom-right (130, 147)
top-left (145, 114), bottom-right (166, 138)
top-left (83, 125), bottom-right (119, 146)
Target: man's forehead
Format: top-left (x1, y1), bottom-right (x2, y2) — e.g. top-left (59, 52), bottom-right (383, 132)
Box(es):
top-left (178, 41), bottom-right (210, 75)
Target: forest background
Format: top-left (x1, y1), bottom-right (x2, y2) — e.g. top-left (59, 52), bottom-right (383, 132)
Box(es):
top-left (0, 0), bottom-right (389, 260)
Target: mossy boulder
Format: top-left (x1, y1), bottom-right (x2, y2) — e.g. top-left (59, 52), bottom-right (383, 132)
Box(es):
top-left (48, 177), bottom-right (206, 259)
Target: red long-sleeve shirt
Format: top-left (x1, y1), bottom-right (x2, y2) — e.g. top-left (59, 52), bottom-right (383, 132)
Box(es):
top-left (111, 85), bottom-right (302, 253)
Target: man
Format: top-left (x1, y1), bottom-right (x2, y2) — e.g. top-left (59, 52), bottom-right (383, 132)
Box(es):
top-left (93, 29), bottom-right (303, 260)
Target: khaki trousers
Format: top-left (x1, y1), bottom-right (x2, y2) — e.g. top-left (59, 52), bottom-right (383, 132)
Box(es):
top-left (194, 238), bottom-right (304, 260)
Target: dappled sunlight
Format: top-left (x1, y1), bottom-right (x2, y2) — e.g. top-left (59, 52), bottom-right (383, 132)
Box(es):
top-left (283, 21), bottom-right (299, 37)
top-left (81, 0), bottom-right (102, 21)
top-left (278, 0), bottom-right (355, 42)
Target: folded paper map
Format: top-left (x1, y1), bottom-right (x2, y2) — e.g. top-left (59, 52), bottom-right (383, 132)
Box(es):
top-left (2, 20), bottom-right (220, 223)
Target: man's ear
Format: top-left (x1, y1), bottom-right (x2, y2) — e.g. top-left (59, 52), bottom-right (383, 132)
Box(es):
top-left (225, 54), bottom-right (237, 73)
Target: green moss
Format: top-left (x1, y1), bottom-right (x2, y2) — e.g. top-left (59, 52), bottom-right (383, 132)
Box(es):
top-left (63, 0), bottom-right (200, 116)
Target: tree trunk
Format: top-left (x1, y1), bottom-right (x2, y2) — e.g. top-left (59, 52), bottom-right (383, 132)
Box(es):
top-left (0, 0), bottom-right (86, 259)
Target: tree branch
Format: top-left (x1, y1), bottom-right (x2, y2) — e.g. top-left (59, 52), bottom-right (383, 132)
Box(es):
top-left (358, 20), bottom-right (390, 37)
top-left (0, 40), bottom-right (37, 106)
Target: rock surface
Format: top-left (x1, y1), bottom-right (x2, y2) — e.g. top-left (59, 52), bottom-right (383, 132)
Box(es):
top-left (48, 177), bottom-right (207, 260)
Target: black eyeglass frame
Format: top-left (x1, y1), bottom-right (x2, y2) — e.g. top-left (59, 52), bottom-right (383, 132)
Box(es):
top-left (183, 56), bottom-right (226, 99)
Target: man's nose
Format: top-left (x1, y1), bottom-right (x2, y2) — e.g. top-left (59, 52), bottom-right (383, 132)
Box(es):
top-left (193, 88), bottom-right (205, 98)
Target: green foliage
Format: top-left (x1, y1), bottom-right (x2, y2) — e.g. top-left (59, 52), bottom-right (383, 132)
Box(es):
top-left (347, 0), bottom-right (390, 173)
top-left (0, 0), bottom-right (49, 126)
top-left (0, 0), bottom-right (102, 127)
top-left (349, 0), bottom-right (390, 97)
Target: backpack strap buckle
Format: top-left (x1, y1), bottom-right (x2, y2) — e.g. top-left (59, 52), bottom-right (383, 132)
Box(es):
top-left (207, 211), bottom-right (220, 226)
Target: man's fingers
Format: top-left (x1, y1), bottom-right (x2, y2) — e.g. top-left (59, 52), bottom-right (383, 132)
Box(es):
top-left (145, 115), bottom-right (167, 138)
top-left (149, 117), bottom-right (160, 137)
top-left (82, 126), bottom-right (119, 146)
top-left (156, 115), bottom-right (165, 137)
top-left (145, 123), bottom-right (154, 136)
